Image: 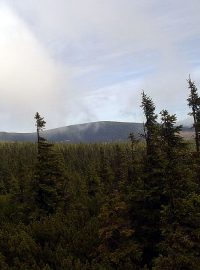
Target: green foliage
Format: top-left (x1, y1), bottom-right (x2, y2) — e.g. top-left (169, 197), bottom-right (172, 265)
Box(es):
top-left (0, 139), bottom-right (198, 269)
top-left (98, 190), bottom-right (141, 269)
top-left (35, 112), bottom-right (46, 143)
top-left (187, 76), bottom-right (200, 152)
top-left (153, 109), bottom-right (200, 269)
top-left (0, 88), bottom-right (199, 269)
top-left (32, 141), bottom-right (66, 216)
top-left (153, 194), bottom-right (200, 270)
top-left (141, 92), bottom-right (159, 156)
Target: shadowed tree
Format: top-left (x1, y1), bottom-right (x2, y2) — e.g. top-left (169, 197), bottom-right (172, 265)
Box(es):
top-left (187, 76), bottom-right (200, 152)
top-left (98, 189), bottom-right (141, 270)
top-left (32, 114), bottom-right (66, 217)
top-left (153, 110), bottom-right (200, 270)
top-left (141, 91), bottom-right (159, 156)
top-left (34, 112), bottom-right (46, 144)
top-left (131, 92), bottom-right (165, 268)
top-left (128, 133), bottom-right (138, 164)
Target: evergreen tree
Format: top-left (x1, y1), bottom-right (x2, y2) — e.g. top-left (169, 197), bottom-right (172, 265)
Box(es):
top-left (141, 92), bottom-right (159, 156)
top-left (35, 112), bottom-right (46, 144)
top-left (99, 147), bottom-right (115, 194)
top-left (85, 162), bottom-right (103, 217)
top-left (32, 114), bottom-right (66, 217)
top-left (128, 133), bottom-right (138, 164)
top-left (134, 92), bottom-right (165, 268)
top-left (33, 142), bottom-right (58, 216)
top-left (98, 189), bottom-right (141, 270)
top-left (159, 110), bottom-right (184, 214)
top-left (113, 145), bottom-right (129, 189)
top-left (187, 76), bottom-right (200, 152)
top-left (153, 110), bottom-right (200, 269)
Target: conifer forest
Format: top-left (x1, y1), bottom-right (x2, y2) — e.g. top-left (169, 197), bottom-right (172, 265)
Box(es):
top-left (0, 77), bottom-right (200, 270)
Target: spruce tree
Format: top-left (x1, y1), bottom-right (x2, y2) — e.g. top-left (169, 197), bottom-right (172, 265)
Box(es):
top-left (98, 189), bottom-right (141, 270)
top-left (187, 76), bottom-right (200, 152)
top-left (32, 114), bottom-right (66, 217)
top-left (99, 146), bottom-right (115, 195)
top-left (34, 112), bottom-right (46, 144)
top-left (133, 92), bottom-right (164, 268)
top-left (128, 133), bottom-right (138, 164)
top-left (160, 110), bottom-right (183, 149)
top-left (159, 110), bottom-right (184, 218)
top-left (141, 91), bottom-right (159, 156)
top-left (153, 110), bottom-right (200, 270)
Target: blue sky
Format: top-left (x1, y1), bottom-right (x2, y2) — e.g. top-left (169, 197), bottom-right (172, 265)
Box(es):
top-left (0, 0), bottom-right (199, 131)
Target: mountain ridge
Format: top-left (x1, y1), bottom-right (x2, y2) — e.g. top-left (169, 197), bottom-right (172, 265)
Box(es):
top-left (0, 121), bottom-right (193, 143)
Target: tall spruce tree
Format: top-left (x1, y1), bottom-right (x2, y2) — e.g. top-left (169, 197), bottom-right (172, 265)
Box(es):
top-left (187, 76), bottom-right (200, 152)
top-left (141, 91), bottom-right (159, 156)
top-left (153, 110), bottom-right (200, 270)
top-left (160, 109), bottom-right (184, 156)
top-left (32, 113), bottom-right (66, 217)
top-left (133, 92), bottom-right (165, 268)
top-left (159, 110), bottom-right (184, 218)
top-left (34, 112), bottom-right (46, 144)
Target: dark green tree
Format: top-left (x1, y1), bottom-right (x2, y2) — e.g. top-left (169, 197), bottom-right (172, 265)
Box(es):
top-left (160, 110), bottom-right (183, 149)
top-left (133, 92), bottom-right (165, 268)
top-left (32, 114), bottom-right (66, 217)
top-left (98, 189), bottom-right (141, 270)
top-left (128, 133), bottom-right (138, 164)
top-left (35, 112), bottom-right (46, 144)
top-left (99, 146), bottom-right (115, 195)
top-left (141, 91), bottom-right (159, 156)
top-left (153, 110), bottom-right (200, 270)
top-left (187, 76), bottom-right (200, 152)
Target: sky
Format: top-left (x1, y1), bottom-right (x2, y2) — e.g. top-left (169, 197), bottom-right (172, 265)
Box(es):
top-left (0, 0), bottom-right (200, 132)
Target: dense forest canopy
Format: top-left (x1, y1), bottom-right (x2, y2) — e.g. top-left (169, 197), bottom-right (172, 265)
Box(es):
top-left (0, 78), bottom-right (199, 269)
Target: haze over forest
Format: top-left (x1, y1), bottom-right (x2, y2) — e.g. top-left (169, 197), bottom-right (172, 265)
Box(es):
top-left (0, 1), bottom-right (200, 131)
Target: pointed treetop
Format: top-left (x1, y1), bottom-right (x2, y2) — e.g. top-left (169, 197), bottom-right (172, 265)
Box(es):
top-left (35, 112), bottom-right (46, 131)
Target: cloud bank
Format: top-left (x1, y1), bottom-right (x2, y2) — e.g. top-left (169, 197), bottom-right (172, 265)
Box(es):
top-left (0, 0), bottom-right (199, 131)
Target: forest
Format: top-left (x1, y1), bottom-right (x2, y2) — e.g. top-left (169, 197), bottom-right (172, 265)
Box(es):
top-left (0, 77), bottom-right (199, 270)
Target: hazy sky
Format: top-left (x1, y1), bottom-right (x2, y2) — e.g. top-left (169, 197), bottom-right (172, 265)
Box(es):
top-left (0, 0), bottom-right (200, 131)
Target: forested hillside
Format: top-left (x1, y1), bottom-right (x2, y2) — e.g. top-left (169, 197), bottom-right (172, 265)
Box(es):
top-left (0, 78), bottom-right (199, 269)
top-left (0, 122), bottom-right (144, 143)
top-left (0, 121), bottom-right (193, 143)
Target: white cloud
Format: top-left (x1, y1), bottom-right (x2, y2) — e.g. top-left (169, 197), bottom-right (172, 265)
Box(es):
top-left (0, 0), bottom-right (199, 131)
top-left (0, 3), bottom-right (81, 131)
top-left (85, 78), bottom-right (143, 122)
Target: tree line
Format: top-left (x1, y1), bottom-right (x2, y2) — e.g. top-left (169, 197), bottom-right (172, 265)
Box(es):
top-left (0, 77), bottom-right (199, 269)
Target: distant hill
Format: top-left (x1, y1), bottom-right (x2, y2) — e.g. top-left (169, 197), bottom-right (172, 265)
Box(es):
top-left (0, 121), bottom-right (194, 143)
top-left (0, 121), bottom-right (143, 143)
